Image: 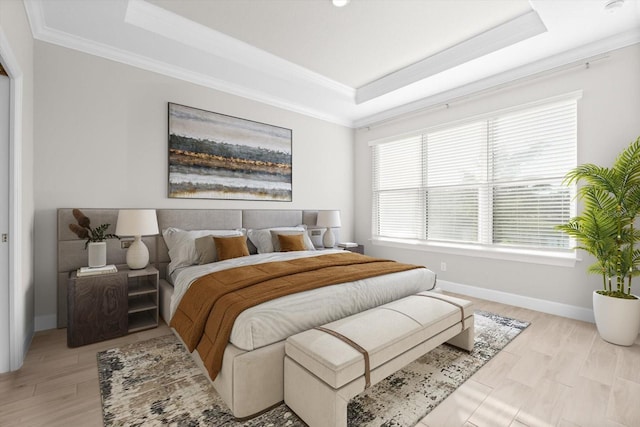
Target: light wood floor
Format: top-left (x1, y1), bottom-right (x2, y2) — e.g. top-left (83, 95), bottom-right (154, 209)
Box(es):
top-left (0, 295), bottom-right (638, 427)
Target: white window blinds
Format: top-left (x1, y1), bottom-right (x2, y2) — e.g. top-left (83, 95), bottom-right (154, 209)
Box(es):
top-left (426, 121), bottom-right (487, 243)
top-left (372, 97), bottom-right (577, 251)
top-left (490, 101), bottom-right (576, 249)
top-left (372, 136), bottom-right (425, 239)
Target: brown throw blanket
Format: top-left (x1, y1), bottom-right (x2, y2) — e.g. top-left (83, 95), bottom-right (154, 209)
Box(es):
top-left (171, 252), bottom-right (423, 379)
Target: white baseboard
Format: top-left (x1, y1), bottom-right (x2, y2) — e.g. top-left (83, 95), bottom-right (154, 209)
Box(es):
top-left (438, 280), bottom-right (595, 323)
top-left (34, 314), bottom-right (57, 332)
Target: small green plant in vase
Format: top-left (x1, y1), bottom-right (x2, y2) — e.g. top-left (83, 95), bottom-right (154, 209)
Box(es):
top-left (69, 209), bottom-right (119, 267)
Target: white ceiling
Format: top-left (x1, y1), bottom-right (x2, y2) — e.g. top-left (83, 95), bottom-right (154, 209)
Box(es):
top-left (150, 0), bottom-right (533, 88)
top-left (24, 0), bottom-right (640, 127)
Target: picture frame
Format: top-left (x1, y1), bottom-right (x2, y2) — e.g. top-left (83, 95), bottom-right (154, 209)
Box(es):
top-left (168, 103), bottom-right (292, 201)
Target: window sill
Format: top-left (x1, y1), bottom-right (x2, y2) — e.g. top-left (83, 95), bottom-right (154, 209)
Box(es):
top-left (371, 237), bottom-right (578, 267)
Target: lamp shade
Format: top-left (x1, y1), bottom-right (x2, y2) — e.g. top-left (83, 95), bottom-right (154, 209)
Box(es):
top-left (115, 209), bottom-right (159, 237)
top-left (316, 210), bottom-right (341, 228)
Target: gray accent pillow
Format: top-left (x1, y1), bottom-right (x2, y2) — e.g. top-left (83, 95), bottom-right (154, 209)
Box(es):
top-left (194, 235), bottom-right (217, 265)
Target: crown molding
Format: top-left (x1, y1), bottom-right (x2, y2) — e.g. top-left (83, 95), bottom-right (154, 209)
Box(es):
top-left (356, 10), bottom-right (547, 104)
top-left (125, 0), bottom-right (355, 99)
top-left (23, 0), bottom-right (45, 40)
top-left (23, 0), bottom-right (355, 127)
top-left (21, 0), bottom-right (640, 130)
top-left (354, 30), bottom-right (640, 129)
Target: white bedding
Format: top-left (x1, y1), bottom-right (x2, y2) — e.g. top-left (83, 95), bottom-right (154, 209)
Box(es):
top-left (170, 250), bottom-right (436, 351)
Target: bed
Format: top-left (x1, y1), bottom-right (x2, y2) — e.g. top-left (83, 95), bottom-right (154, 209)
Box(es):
top-left (56, 208), bottom-right (436, 418)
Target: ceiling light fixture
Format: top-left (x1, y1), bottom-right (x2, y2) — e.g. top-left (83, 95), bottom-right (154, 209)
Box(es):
top-left (332, 0), bottom-right (350, 7)
top-left (604, 0), bottom-right (625, 13)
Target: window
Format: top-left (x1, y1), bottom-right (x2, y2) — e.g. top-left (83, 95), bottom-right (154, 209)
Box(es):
top-left (371, 96), bottom-right (577, 254)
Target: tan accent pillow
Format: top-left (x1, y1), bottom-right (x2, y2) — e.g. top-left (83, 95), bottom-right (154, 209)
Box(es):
top-left (194, 236), bottom-right (217, 265)
top-left (269, 229), bottom-right (315, 252)
top-left (277, 233), bottom-right (306, 252)
top-left (214, 235), bottom-right (249, 261)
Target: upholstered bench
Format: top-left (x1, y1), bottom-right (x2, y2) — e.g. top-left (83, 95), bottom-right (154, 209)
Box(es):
top-left (284, 292), bottom-right (474, 427)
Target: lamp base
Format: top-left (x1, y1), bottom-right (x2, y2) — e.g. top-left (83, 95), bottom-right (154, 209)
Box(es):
top-left (323, 228), bottom-right (336, 248)
top-left (126, 236), bottom-right (149, 269)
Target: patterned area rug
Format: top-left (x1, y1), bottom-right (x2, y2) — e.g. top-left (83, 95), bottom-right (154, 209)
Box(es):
top-left (97, 311), bottom-right (528, 426)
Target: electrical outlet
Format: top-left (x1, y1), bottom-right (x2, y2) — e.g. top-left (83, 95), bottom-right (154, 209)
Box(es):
top-left (440, 262), bottom-right (447, 272)
top-left (121, 240), bottom-right (132, 249)
top-left (311, 229), bottom-right (322, 236)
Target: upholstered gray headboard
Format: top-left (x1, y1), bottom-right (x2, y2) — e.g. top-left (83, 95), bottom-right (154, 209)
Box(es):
top-left (57, 208), bottom-right (327, 328)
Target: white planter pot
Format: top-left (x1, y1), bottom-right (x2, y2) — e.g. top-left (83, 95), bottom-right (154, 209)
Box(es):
top-left (592, 290), bottom-right (640, 346)
top-left (87, 241), bottom-right (107, 268)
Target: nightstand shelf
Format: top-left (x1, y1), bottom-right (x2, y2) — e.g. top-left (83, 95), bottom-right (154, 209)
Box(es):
top-left (67, 265), bottom-right (159, 347)
top-left (128, 310), bottom-right (157, 333)
top-left (126, 266), bottom-right (159, 333)
top-left (128, 281), bottom-right (156, 296)
top-left (128, 295), bottom-right (157, 313)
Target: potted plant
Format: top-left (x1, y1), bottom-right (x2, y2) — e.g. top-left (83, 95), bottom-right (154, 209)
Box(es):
top-left (69, 208), bottom-right (119, 267)
top-left (557, 136), bottom-right (640, 346)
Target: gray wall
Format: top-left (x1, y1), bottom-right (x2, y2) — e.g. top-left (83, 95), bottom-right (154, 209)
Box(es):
top-left (26, 24), bottom-right (640, 329)
top-left (355, 44), bottom-right (640, 314)
top-left (34, 41), bottom-right (355, 330)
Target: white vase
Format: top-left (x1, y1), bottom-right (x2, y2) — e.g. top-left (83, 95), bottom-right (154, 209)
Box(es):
top-left (87, 241), bottom-right (107, 268)
top-left (592, 290), bottom-right (640, 346)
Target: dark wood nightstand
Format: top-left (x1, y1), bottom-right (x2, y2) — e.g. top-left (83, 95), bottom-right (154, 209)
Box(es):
top-left (342, 245), bottom-right (364, 254)
top-left (67, 266), bottom-right (159, 347)
top-left (319, 245), bottom-right (365, 254)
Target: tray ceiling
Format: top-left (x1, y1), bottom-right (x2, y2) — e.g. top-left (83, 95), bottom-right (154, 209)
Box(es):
top-left (25, 0), bottom-right (640, 127)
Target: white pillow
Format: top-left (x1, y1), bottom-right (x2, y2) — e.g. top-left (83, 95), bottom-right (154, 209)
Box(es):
top-left (162, 227), bottom-right (244, 276)
top-left (247, 226), bottom-right (315, 254)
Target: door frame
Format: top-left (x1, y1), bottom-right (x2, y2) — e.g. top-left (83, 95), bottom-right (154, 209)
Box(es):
top-left (0, 27), bottom-right (25, 371)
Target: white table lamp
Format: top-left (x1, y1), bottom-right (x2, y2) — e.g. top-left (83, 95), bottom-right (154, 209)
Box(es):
top-left (316, 210), bottom-right (341, 248)
top-left (115, 209), bottom-right (159, 269)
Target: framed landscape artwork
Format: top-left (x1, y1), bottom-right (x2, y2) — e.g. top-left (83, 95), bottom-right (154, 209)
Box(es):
top-left (168, 103), bottom-right (292, 201)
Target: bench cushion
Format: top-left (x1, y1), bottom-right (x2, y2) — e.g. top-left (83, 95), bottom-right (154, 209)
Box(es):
top-left (285, 292), bottom-right (473, 389)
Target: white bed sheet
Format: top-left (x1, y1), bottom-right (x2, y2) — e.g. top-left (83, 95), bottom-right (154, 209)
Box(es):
top-left (170, 250), bottom-right (436, 351)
